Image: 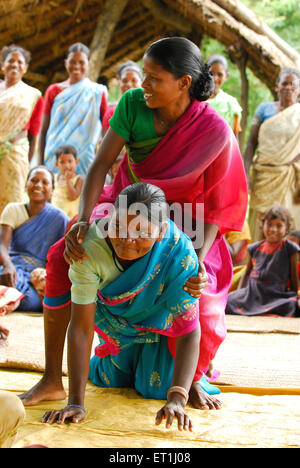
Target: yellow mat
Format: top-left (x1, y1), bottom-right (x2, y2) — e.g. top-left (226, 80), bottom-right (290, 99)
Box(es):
top-left (1, 314), bottom-right (300, 447)
top-left (1, 370), bottom-right (300, 448)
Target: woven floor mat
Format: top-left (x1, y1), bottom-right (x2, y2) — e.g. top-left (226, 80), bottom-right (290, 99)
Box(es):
top-left (1, 313), bottom-right (299, 389)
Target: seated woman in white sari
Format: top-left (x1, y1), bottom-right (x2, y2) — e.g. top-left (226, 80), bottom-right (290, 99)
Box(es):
top-left (244, 67), bottom-right (300, 241)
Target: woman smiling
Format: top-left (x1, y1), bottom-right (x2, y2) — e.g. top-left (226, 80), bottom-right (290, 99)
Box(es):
top-left (0, 44), bottom-right (44, 214)
top-left (39, 43), bottom-right (108, 176)
top-left (0, 166), bottom-right (69, 312)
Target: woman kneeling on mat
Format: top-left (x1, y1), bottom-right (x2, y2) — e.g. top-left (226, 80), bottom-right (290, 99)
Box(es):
top-left (42, 183), bottom-right (202, 431)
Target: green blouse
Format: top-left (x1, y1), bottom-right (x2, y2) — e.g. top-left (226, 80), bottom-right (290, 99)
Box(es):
top-left (69, 222), bottom-right (121, 305)
top-left (208, 89), bottom-right (242, 129)
top-left (109, 88), bottom-right (162, 164)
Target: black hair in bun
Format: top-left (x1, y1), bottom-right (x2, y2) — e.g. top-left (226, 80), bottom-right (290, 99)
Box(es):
top-left (192, 63), bottom-right (214, 101)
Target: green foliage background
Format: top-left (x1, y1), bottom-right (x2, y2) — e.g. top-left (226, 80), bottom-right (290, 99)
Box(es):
top-left (201, 0), bottom-right (300, 144)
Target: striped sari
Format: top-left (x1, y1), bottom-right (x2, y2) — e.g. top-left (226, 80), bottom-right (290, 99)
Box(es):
top-left (0, 81), bottom-right (41, 215)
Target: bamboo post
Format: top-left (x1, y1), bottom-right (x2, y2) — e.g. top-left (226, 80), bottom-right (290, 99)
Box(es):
top-left (88, 0), bottom-right (129, 82)
top-left (227, 42), bottom-right (249, 152)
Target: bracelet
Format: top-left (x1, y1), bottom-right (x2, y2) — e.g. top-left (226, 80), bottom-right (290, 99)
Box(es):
top-left (67, 404), bottom-right (87, 414)
top-left (167, 386), bottom-right (189, 405)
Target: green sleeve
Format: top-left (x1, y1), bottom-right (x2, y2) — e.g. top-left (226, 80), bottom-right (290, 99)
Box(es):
top-left (109, 91), bottom-right (134, 141)
top-left (69, 257), bottom-right (100, 305)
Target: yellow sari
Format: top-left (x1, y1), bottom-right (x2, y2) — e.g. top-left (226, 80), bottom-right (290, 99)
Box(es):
top-left (249, 103), bottom-right (300, 240)
top-left (0, 81), bottom-right (41, 214)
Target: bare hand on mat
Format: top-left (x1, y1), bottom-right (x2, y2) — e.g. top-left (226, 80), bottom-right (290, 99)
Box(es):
top-left (42, 405), bottom-right (86, 425)
top-left (155, 394), bottom-right (192, 432)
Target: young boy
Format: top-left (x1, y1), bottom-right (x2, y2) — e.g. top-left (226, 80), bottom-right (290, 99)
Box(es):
top-left (52, 145), bottom-right (83, 218)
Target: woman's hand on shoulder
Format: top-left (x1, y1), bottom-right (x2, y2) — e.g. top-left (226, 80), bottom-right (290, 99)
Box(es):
top-left (184, 261), bottom-right (208, 298)
top-left (155, 393), bottom-right (192, 432)
top-left (64, 222), bottom-right (89, 265)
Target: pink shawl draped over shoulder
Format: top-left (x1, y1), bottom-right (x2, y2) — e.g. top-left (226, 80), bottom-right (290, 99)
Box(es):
top-left (91, 99), bottom-right (248, 380)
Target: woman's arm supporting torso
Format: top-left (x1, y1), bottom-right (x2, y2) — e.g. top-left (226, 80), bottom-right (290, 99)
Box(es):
top-left (67, 302), bottom-right (96, 407)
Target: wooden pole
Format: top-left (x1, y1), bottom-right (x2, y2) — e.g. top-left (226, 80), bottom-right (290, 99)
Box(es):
top-left (227, 42), bottom-right (249, 152)
top-left (88, 0), bottom-right (129, 82)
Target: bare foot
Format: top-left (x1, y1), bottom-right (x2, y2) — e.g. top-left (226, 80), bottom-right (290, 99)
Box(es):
top-left (189, 381), bottom-right (222, 410)
top-left (19, 376), bottom-right (66, 406)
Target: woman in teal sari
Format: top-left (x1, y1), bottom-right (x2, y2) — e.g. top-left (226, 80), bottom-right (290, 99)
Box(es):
top-left (42, 183), bottom-right (201, 431)
top-left (38, 43), bottom-right (108, 176)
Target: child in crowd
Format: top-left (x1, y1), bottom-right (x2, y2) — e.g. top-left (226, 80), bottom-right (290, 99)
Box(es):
top-left (206, 54), bottom-right (242, 138)
top-left (52, 146), bottom-right (83, 218)
top-left (226, 206), bottom-right (299, 317)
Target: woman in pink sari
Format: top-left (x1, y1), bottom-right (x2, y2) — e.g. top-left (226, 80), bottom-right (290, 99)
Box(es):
top-left (21, 37), bottom-right (247, 413)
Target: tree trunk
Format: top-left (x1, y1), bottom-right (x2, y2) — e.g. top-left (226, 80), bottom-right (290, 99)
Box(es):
top-left (88, 0), bottom-right (129, 82)
top-left (227, 43), bottom-right (249, 152)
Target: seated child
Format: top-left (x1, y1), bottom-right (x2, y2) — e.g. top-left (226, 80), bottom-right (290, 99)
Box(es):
top-left (52, 145), bottom-right (83, 218)
top-left (226, 206), bottom-right (299, 317)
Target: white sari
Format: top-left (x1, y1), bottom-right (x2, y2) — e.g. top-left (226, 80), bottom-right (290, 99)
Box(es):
top-left (0, 81), bottom-right (41, 214)
top-left (249, 103), bottom-right (300, 239)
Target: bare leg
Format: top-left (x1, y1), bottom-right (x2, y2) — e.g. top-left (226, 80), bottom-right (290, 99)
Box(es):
top-left (19, 305), bottom-right (71, 406)
top-left (189, 381), bottom-right (222, 410)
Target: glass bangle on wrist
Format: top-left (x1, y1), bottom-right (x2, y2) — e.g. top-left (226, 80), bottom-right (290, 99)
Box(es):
top-left (167, 386), bottom-right (189, 405)
top-left (77, 221), bottom-right (89, 226)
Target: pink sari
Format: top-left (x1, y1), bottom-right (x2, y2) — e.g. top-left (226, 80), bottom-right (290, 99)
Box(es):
top-left (91, 99), bottom-right (248, 380)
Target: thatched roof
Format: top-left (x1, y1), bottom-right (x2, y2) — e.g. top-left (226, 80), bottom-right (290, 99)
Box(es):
top-left (0, 0), bottom-right (299, 93)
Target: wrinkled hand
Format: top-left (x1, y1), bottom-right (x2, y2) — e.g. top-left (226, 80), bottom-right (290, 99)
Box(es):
top-left (0, 263), bottom-right (17, 287)
top-left (64, 222), bottom-right (89, 265)
top-left (42, 405), bottom-right (86, 425)
top-left (155, 395), bottom-right (193, 432)
top-left (184, 261), bottom-right (208, 298)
